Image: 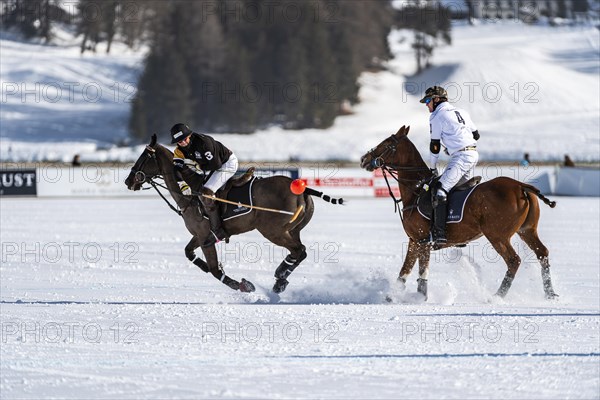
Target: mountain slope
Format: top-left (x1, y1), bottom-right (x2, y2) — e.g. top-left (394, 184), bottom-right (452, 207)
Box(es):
top-left (1, 22), bottom-right (598, 162)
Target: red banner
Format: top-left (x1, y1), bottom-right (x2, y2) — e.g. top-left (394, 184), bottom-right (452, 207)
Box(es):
top-left (303, 178), bottom-right (373, 187)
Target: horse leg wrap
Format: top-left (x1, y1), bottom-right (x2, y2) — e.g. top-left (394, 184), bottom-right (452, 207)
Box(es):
top-left (275, 250), bottom-right (307, 280)
top-left (496, 274), bottom-right (514, 298)
top-left (275, 256), bottom-right (298, 280)
top-left (186, 250), bottom-right (210, 274)
top-left (208, 264), bottom-right (239, 290)
top-left (417, 278), bottom-right (428, 299)
top-left (222, 275), bottom-right (240, 291)
top-left (541, 266), bottom-right (558, 299)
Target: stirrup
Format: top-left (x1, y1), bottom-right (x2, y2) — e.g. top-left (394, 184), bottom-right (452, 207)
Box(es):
top-left (434, 237), bottom-right (447, 245)
top-left (419, 233), bottom-right (435, 245)
top-left (432, 230), bottom-right (447, 244)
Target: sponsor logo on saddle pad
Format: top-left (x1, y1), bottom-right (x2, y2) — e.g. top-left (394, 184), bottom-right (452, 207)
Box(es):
top-left (222, 177), bottom-right (256, 221)
top-left (232, 205), bottom-right (249, 213)
top-left (418, 184), bottom-right (479, 224)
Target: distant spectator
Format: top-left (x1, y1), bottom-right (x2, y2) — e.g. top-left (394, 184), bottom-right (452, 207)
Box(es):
top-left (72, 154), bottom-right (81, 167)
top-left (563, 154), bottom-right (575, 167)
top-left (520, 153), bottom-right (531, 167)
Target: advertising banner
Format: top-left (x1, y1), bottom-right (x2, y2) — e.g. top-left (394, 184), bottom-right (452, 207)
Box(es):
top-left (0, 169), bottom-right (37, 196)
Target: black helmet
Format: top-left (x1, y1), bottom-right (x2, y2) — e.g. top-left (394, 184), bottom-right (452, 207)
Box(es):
top-left (420, 86), bottom-right (448, 103)
top-left (170, 123), bottom-right (192, 144)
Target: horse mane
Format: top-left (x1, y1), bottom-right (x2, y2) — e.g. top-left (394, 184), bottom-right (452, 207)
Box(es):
top-left (154, 143), bottom-right (174, 159)
top-left (397, 128), bottom-right (429, 171)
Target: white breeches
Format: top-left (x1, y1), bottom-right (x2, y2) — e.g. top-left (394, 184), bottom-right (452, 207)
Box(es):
top-left (439, 150), bottom-right (478, 193)
top-left (204, 154), bottom-right (239, 192)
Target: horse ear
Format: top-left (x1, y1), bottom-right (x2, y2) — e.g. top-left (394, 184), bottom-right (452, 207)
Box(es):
top-left (149, 134), bottom-right (157, 147)
top-left (405, 126), bottom-right (410, 136)
top-left (395, 125), bottom-right (407, 136)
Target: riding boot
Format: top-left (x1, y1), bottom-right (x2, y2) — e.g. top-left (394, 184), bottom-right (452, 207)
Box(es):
top-left (200, 188), bottom-right (229, 247)
top-left (432, 190), bottom-right (448, 245)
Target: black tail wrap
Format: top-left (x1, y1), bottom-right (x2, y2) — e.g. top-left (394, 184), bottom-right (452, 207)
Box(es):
top-left (522, 185), bottom-right (557, 209)
top-left (304, 187), bottom-right (344, 205)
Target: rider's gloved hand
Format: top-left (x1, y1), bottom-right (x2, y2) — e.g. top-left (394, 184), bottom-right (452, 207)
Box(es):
top-left (178, 181), bottom-right (192, 195)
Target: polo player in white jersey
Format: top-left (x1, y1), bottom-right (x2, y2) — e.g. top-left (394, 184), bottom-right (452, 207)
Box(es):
top-left (421, 86), bottom-right (480, 245)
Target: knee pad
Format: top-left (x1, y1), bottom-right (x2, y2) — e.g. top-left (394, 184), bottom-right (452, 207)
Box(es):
top-left (433, 189), bottom-right (448, 207)
top-left (436, 188), bottom-right (448, 201)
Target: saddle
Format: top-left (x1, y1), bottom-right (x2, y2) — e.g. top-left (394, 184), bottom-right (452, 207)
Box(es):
top-left (214, 167), bottom-right (257, 221)
top-left (216, 167), bottom-right (256, 199)
top-left (417, 176), bottom-right (481, 224)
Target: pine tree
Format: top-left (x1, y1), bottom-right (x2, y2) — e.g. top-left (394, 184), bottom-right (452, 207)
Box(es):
top-left (396, 3), bottom-right (452, 74)
top-left (129, 0), bottom-right (394, 135)
top-left (303, 2), bottom-right (337, 129)
top-left (77, 0), bottom-right (103, 53)
top-left (2, 0), bottom-right (62, 41)
top-left (129, 3), bottom-right (193, 141)
top-left (119, 1), bottom-right (160, 50)
top-left (103, 1), bottom-right (118, 53)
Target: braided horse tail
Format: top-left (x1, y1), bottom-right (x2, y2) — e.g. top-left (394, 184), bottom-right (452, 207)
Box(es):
top-left (304, 187), bottom-right (345, 205)
top-left (521, 183), bottom-right (557, 208)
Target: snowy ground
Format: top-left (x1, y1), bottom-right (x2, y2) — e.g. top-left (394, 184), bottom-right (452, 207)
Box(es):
top-left (1, 195), bottom-right (598, 399)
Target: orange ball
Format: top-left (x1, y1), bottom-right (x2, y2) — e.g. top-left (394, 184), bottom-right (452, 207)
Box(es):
top-left (290, 179), bottom-right (306, 195)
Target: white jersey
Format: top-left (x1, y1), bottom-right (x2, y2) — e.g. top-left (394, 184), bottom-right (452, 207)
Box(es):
top-left (429, 102), bottom-right (477, 158)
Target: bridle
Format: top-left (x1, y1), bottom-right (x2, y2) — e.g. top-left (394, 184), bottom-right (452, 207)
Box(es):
top-left (368, 135), bottom-right (428, 173)
top-left (130, 145), bottom-right (185, 216)
top-left (366, 135), bottom-right (431, 220)
top-left (131, 145), bottom-right (157, 186)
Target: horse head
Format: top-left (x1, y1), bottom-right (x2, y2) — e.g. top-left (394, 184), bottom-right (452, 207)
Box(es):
top-left (360, 125), bottom-right (413, 171)
top-left (125, 134), bottom-right (163, 191)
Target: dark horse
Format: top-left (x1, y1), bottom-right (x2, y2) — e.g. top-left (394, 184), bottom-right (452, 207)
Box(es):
top-left (360, 126), bottom-right (558, 300)
top-left (125, 135), bottom-right (342, 293)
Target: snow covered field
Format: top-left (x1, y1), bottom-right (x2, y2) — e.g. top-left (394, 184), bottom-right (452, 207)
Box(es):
top-left (1, 195), bottom-right (598, 399)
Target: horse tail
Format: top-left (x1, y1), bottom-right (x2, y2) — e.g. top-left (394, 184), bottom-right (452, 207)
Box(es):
top-left (304, 187), bottom-right (345, 205)
top-left (521, 183), bottom-right (557, 209)
top-left (284, 190), bottom-right (314, 232)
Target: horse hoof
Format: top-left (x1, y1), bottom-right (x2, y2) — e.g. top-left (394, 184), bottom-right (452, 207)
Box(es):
top-left (273, 278), bottom-right (289, 293)
top-left (545, 292), bottom-right (559, 300)
top-left (239, 279), bottom-right (255, 293)
top-left (397, 277), bottom-right (407, 291)
top-left (417, 278), bottom-right (428, 300)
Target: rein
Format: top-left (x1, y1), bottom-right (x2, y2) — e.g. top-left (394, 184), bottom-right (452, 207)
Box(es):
top-left (133, 146), bottom-right (303, 222)
top-left (132, 145), bottom-right (193, 217)
top-left (381, 167), bottom-right (403, 220)
top-left (367, 135), bottom-right (431, 221)
top-left (147, 178), bottom-right (183, 216)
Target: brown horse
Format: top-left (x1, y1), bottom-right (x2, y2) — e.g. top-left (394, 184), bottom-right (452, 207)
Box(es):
top-left (125, 135), bottom-right (342, 294)
top-left (360, 126), bottom-right (558, 300)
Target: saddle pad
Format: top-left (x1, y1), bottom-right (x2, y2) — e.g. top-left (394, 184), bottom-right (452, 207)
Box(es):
top-left (222, 176), bottom-right (256, 221)
top-left (418, 185), bottom-right (479, 224)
